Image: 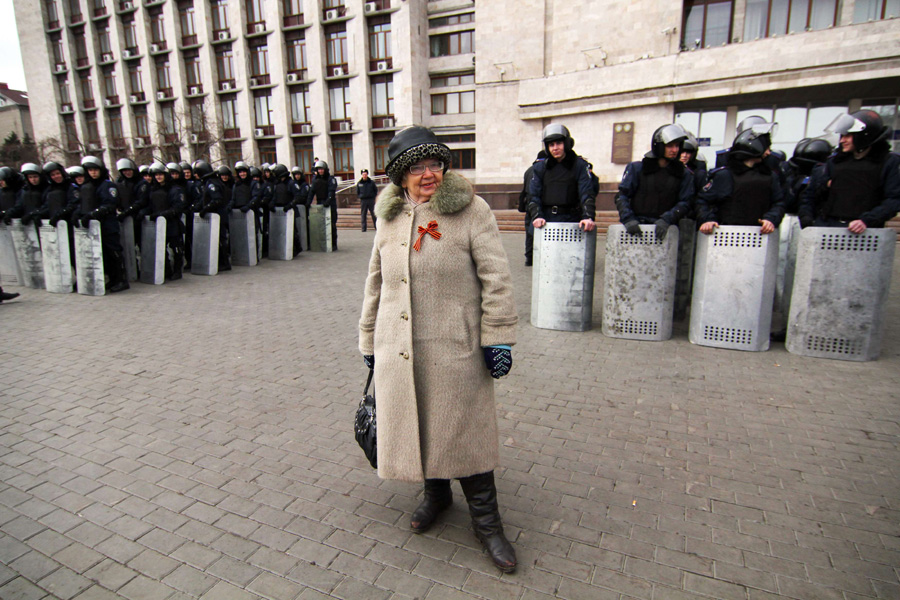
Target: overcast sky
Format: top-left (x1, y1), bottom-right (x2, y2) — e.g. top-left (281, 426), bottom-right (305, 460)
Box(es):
top-left (0, 2), bottom-right (27, 91)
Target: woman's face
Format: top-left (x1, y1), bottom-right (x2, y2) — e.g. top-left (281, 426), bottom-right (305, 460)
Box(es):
top-left (402, 159), bottom-right (444, 202)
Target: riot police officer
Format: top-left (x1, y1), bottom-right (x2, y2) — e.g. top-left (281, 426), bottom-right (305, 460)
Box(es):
top-left (697, 129), bottom-right (785, 235)
top-left (193, 159), bottom-right (232, 271)
top-left (784, 138), bottom-right (833, 214)
top-left (0, 166), bottom-right (23, 220)
top-left (73, 156), bottom-right (130, 293)
top-left (144, 163), bottom-right (186, 280)
top-left (4, 163), bottom-right (46, 226)
top-left (36, 162), bottom-right (79, 226)
top-left (799, 110), bottom-right (900, 233)
top-left (116, 158), bottom-right (148, 260)
top-left (270, 164), bottom-right (302, 256)
top-left (527, 124), bottom-right (596, 232)
top-left (615, 124), bottom-right (694, 240)
top-left (307, 160), bottom-right (339, 249)
top-left (680, 131), bottom-right (708, 196)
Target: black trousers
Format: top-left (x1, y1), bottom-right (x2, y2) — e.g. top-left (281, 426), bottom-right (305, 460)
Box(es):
top-left (360, 198), bottom-right (376, 231)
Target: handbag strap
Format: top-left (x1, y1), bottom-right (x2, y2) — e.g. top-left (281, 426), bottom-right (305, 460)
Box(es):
top-left (364, 369), bottom-right (374, 395)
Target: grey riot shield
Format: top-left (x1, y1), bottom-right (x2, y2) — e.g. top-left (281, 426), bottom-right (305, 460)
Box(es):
top-left (786, 227), bottom-right (896, 361)
top-left (775, 215), bottom-right (801, 315)
top-left (121, 215), bottom-right (138, 282)
top-left (602, 223), bottom-right (678, 341)
top-left (294, 204), bottom-right (308, 252)
top-left (191, 213), bottom-right (220, 275)
top-left (531, 223), bottom-right (597, 331)
top-left (10, 219), bottom-right (45, 289)
top-left (74, 220), bottom-right (106, 296)
top-left (308, 204), bottom-right (333, 252)
top-left (0, 223), bottom-right (23, 285)
top-left (140, 216), bottom-right (166, 285)
top-left (229, 209), bottom-right (257, 266)
top-left (673, 218), bottom-right (696, 321)
top-left (689, 226), bottom-right (779, 351)
top-left (39, 220), bottom-right (74, 293)
top-left (268, 207), bottom-right (294, 260)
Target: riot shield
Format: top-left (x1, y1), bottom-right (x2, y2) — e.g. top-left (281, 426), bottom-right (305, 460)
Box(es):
top-left (74, 220), bottom-right (106, 295)
top-left (775, 215), bottom-right (801, 315)
top-left (0, 222), bottom-right (23, 286)
top-left (268, 207), bottom-right (294, 260)
top-left (294, 204), bottom-right (308, 252)
top-left (308, 205), bottom-right (333, 252)
top-left (673, 218), bottom-right (697, 321)
top-left (191, 213), bottom-right (220, 275)
top-left (140, 216), bottom-right (166, 285)
top-left (786, 227), bottom-right (896, 361)
top-left (229, 209), bottom-right (257, 266)
top-left (10, 219), bottom-right (45, 289)
top-left (121, 215), bottom-right (139, 282)
top-left (689, 226), bottom-right (779, 351)
top-left (531, 223), bottom-right (597, 331)
top-left (602, 223), bottom-right (678, 341)
top-left (39, 220), bottom-right (74, 293)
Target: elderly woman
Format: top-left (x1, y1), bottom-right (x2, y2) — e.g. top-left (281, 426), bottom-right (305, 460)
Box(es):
top-left (359, 126), bottom-right (519, 573)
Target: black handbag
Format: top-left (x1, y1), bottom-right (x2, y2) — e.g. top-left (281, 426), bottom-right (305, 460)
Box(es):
top-left (355, 370), bottom-right (377, 469)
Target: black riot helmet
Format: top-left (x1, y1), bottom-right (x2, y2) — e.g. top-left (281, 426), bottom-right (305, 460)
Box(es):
top-left (0, 166), bottom-right (15, 183)
top-left (736, 116), bottom-right (778, 150)
top-left (790, 137), bottom-right (833, 171)
top-left (313, 160), bottom-right (328, 171)
top-left (166, 162), bottom-right (181, 175)
top-left (216, 165), bottom-right (232, 178)
top-left (730, 129), bottom-right (768, 160)
top-left (681, 131), bottom-right (699, 156)
top-left (179, 161), bottom-right (192, 172)
top-left (249, 166), bottom-right (261, 178)
top-left (192, 159), bottom-right (214, 179)
top-left (271, 164), bottom-right (289, 180)
top-left (20, 162), bottom-right (41, 176)
top-left (81, 155), bottom-right (105, 170)
top-left (291, 166), bottom-right (304, 177)
top-left (541, 124), bottom-right (574, 154)
top-left (42, 161), bottom-right (66, 178)
top-left (148, 162), bottom-right (167, 176)
top-left (66, 166), bottom-right (85, 179)
top-left (648, 123), bottom-right (688, 159)
top-left (116, 158), bottom-right (137, 173)
top-left (825, 110), bottom-right (890, 150)
top-left (234, 161), bottom-right (250, 173)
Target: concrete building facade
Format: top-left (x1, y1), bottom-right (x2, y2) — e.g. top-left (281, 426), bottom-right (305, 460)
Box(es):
top-left (0, 83), bottom-right (34, 143)
top-left (14, 0), bottom-right (900, 196)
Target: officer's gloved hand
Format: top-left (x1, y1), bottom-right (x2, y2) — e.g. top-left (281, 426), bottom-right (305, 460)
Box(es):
top-left (654, 219), bottom-right (670, 240)
top-left (199, 209), bottom-right (209, 218)
top-left (2, 215), bottom-right (11, 225)
top-left (483, 345), bottom-right (512, 379)
top-left (624, 220), bottom-right (642, 236)
top-left (363, 354), bottom-right (375, 370)
top-left (49, 212), bottom-right (61, 227)
top-left (20, 212), bottom-right (33, 225)
top-left (799, 216), bottom-right (813, 229)
top-left (81, 215), bottom-right (93, 228)
top-left (240, 204), bottom-right (252, 213)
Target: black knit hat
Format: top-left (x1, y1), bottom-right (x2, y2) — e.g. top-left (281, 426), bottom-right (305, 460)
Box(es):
top-left (385, 126), bottom-right (451, 185)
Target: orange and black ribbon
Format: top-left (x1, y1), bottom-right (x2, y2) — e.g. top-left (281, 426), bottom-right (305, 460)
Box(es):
top-left (413, 220), bottom-right (441, 252)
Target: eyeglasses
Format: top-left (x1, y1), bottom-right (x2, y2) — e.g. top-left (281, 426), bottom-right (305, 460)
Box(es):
top-left (408, 161), bottom-right (444, 175)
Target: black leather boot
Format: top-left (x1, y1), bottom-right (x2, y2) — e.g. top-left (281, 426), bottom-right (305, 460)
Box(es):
top-left (410, 478), bottom-right (452, 534)
top-left (459, 471), bottom-right (516, 573)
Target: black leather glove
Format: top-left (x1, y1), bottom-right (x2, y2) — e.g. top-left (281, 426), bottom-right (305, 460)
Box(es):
top-left (20, 213), bottom-right (33, 225)
top-left (81, 215), bottom-right (93, 228)
top-left (199, 209), bottom-right (209, 218)
top-left (3, 215), bottom-right (11, 225)
top-left (483, 346), bottom-right (512, 379)
top-left (240, 204), bottom-right (251, 213)
top-left (363, 354), bottom-right (375, 370)
top-left (49, 212), bottom-right (63, 227)
top-left (624, 220), bottom-right (642, 236)
top-left (654, 219), bottom-right (670, 240)
top-left (799, 215), bottom-right (813, 229)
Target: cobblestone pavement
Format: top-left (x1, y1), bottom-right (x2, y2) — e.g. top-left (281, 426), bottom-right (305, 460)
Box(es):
top-left (1, 230), bottom-right (899, 600)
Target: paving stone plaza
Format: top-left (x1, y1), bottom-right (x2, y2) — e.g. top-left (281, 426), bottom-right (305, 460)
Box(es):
top-left (1, 230), bottom-right (899, 600)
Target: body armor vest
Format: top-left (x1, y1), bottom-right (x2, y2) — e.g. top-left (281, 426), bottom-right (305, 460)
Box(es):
top-left (45, 185), bottom-right (68, 214)
top-left (21, 187), bottom-right (43, 213)
top-left (541, 162), bottom-right (578, 208)
top-left (273, 181), bottom-right (291, 207)
top-left (633, 166), bottom-right (681, 219)
top-left (824, 158), bottom-right (882, 220)
top-left (149, 185), bottom-right (169, 213)
top-left (719, 168), bottom-right (772, 226)
top-left (232, 181), bottom-right (252, 208)
top-left (80, 180), bottom-right (99, 212)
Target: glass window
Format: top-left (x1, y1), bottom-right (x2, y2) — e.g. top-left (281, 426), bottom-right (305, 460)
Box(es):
top-left (80, 74), bottom-right (94, 101)
top-left (128, 65), bottom-right (143, 93)
top-left (217, 49), bottom-right (234, 80)
top-left (860, 99), bottom-right (899, 151)
top-left (431, 91), bottom-right (474, 115)
top-left (161, 104), bottom-right (176, 134)
top-left (247, 0), bottom-right (264, 23)
top-left (326, 27), bottom-right (348, 66)
top-left (74, 34), bottom-right (88, 60)
top-left (123, 20), bottom-right (137, 48)
top-left (806, 105), bottom-right (846, 137)
top-left (46, 0), bottom-right (59, 24)
top-left (429, 12), bottom-right (473, 27)
top-left (250, 45), bottom-right (269, 76)
top-left (184, 56), bottom-right (201, 86)
top-left (450, 148), bottom-right (475, 170)
top-left (373, 135), bottom-right (391, 173)
top-left (69, 0), bottom-right (82, 20)
top-left (180, 6), bottom-right (196, 36)
top-left (787, 0), bottom-right (837, 31)
top-left (371, 76), bottom-right (393, 117)
top-left (85, 116), bottom-right (100, 143)
top-left (294, 142), bottom-right (314, 175)
top-left (431, 73), bottom-right (475, 87)
top-left (134, 111), bottom-right (149, 137)
top-left (221, 97), bottom-right (237, 130)
top-left (98, 27), bottom-right (112, 54)
top-left (103, 69), bottom-right (116, 97)
top-left (58, 79), bottom-right (71, 104)
top-left (211, 0), bottom-right (229, 32)
top-left (286, 37), bottom-right (307, 72)
top-left (254, 93), bottom-right (273, 127)
top-left (189, 101), bottom-right (205, 133)
top-left (284, 0), bottom-right (302, 17)
top-left (369, 20), bottom-right (391, 61)
top-left (854, 0), bottom-right (900, 21)
top-left (744, 0), bottom-right (790, 38)
top-left (52, 38), bottom-right (65, 64)
top-left (290, 87), bottom-right (311, 123)
top-left (332, 139), bottom-right (353, 179)
top-left (430, 30), bottom-right (474, 57)
top-left (682, 0), bottom-right (733, 49)
top-left (329, 81), bottom-right (350, 120)
top-left (150, 13), bottom-right (165, 43)
top-left (109, 113), bottom-right (123, 140)
top-left (156, 60), bottom-right (171, 89)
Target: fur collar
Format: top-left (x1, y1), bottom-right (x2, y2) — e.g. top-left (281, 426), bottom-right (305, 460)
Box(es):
top-left (375, 171), bottom-right (474, 221)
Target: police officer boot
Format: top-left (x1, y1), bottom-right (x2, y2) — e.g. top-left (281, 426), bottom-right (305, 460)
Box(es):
top-left (107, 252), bottom-right (130, 293)
top-left (410, 479), bottom-right (452, 534)
top-left (458, 471), bottom-right (516, 573)
top-left (171, 244), bottom-right (184, 280)
top-left (0, 287), bottom-right (20, 303)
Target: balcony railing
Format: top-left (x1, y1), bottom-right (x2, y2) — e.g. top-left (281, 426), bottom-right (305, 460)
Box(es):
top-left (291, 122), bottom-right (313, 134)
top-left (283, 14), bottom-right (304, 28)
top-left (330, 119), bottom-right (352, 132)
top-left (246, 21), bottom-right (267, 35)
top-left (223, 127), bottom-right (241, 139)
top-left (82, 98), bottom-right (96, 109)
top-left (181, 34), bottom-right (199, 47)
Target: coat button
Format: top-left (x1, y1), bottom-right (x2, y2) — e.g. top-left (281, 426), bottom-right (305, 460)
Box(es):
top-left (401, 241), bottom-right (407, 247)
top-left (401, 277), bottom-right (407, 283)
top-left (407, 211), bottom-right (412, 216)
top-left (400, 352), bottom-right (409, 359)
top-left (400, 313), bottom-right (408, 320)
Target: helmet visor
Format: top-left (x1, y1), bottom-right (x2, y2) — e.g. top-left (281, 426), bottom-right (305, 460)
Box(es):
top-left (825, 114), bottom-right (866, 135)
top-left (658, 124), bottom-right (688, 145)
top-left (747, 122), bottom-right (778, 139)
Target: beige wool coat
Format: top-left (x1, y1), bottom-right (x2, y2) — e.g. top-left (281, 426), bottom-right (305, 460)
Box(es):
top-left (359, 171), bottom-right (518, 482)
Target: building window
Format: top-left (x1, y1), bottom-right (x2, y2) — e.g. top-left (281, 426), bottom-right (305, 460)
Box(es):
top-left (332, 139), bottom-right (353, 180)
top-left (102, 69), bottom-right (117, 98)
top-left (85, 115), bottom-right (100, 145)
top-left (134, 110), bottom-right (149, 137)
top-left (371, 75), bottom-right (393, 117)
top-left (431, 91), bottom-right (474, 115)
top-left (860, 99), bottom-right (899, 152)
top-left (682, 0), bottom-right (733, 49)
top-left (284, 0), bottom-right (304, 26)
top-left (128, 65), bottom-right (143, 95)
top-left (68, 0), bottom-right (83, 22)
top-left (64, 118), bottom-right (80, 152)
top-left (211, 0), bottom-right (229, 34)
top-left (436, 133), bottom-right (476, 144)
top-left (450, 148), bottom-right (475, 170)
top-left (179, 4), bottom-right (198, 45)
top-left (429, 30), bottom-right (473, 57)
top-left (428, 12), bottom-right (473, 27)
top-left (161, 104), bottom-right (176, 135)
top-left (156, 60), bottom-right (171, 91)
top-left (46, 0), bottom-right (60, 27)
top-left (247, 0), bottom-right (265, 26)
top-left (216, 49), bottom-right (234, 83)
top-left (80, 74), bottom-right (94, 103)
top-left (745, 0), bottom-right (837, 36)
top-left (58, 79), bottom-right (71, 104)
top-left (92, 0), bottom-right (106, 17)
top-left (254, 92), bottom-right (273, 128)
top-left (286, 36), bottom-right (307, 75)
top-left (294, 142), bottom-right (314, 175)
top-left (108, 112), bottom-right (124, 145)
top-left (290, 87), bottom-right (311, 124)
top-left (326, 26), bottom-right (348, 69)
top-left (329, 81), bottom-right (351, 123)
top-left (223, 141), bottom-right (243, 167)
top-left (150, 12), bottom-right (166, 45)
top-left (184, 55), bottom-right (201, 86)
top-left (854, 0), bottom-right (900, 21)
top-left (52, 37), bottom-right (65, 64)
top-left (98, 27), bottom-right (112, 54)
top-left (431, 73), bottom-right (475, 88)
top-left (123, 19), bottom-right (137, 49)
top-left (189, 100), bottom-right (205, 133)
top-left (369, 18), bottom-right (391, 61)
top-left (250, 43), bottom-right (269, 77)
top-left (221, 96), bottom-right (239, 137)
top-left (373, 134), bottom-right (391, 174)
top-left (73, 33), bottom-right (88, 64)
